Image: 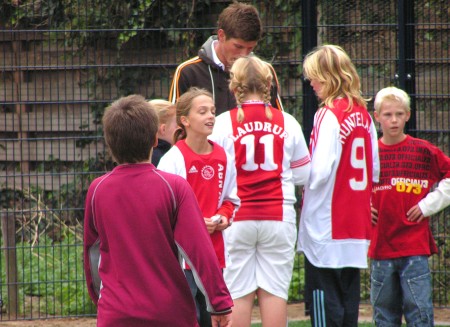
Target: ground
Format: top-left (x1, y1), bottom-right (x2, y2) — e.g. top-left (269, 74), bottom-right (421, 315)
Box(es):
top-left (1, 303), bottom-right (449, 326)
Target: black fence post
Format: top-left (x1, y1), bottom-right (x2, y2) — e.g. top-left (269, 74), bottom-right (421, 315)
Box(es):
top-left (301, 0), bottom-right (318, 141)
top-left (397, 0), bottom-right (417, 136)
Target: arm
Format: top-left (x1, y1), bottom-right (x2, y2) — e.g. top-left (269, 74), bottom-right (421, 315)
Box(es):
top-left (408, 178), bottom-right (450, 221)
top-left (409, 148), bottom-right (450, 221)
top-left (268, 64), bottom-right (284, 111)
top-left (214, 150), bottom-right (240, 231)
top-left (309, 109), bottom-right (339, 189)
top-left (288, 114), bottom-right (311, 185)
top-left (169, 60), bottom-right (195, 104)
top-left (214, 201), bottom-right (234, 231)
top-left (370, 116), bottom-right (380, 183)
top-left (157, 146), bottom-right (186, 178)
top-left (211, 313), bottom-right (232, 327)
top-left (371, 206), bottom-right (379, 225)
top-left (173, 178), bottom-right (233, 314)
top-left (83, 181), bottom-right (100, 305)
top-left (216, 150), bottom-right (240, 221)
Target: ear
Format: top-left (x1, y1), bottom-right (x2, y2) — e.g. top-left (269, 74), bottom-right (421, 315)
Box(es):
top-left (374, 111), bottom-right (380, 123)
top-left (405, 110), bottom-right (411, 122)
top-left (180, 116), bottom-right (189, 127)
top-left (217, 29), bottom-right (226, 42)
top-left (158, 123), bottom-right (166, 135)
top-left (152, 135), bottom-right (158, 147)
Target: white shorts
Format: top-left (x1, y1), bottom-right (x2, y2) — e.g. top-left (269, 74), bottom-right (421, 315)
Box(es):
top-left (223, 220), bottom-right (297, 300)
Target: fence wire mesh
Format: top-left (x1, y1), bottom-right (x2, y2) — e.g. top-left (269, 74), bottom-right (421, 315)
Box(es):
top-left (0, 0), bottom-right (449, 321)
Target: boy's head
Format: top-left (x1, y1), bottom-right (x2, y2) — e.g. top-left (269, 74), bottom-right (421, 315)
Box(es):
top-left (148, 99), bottom-right (177, 145)
top-left (103, 95), bottom-right (158, 164)
top-left (374, 87), bottom-right (411, 142)
top-left (216, 3), bottom-right (262, 70)
top-left (217, 2), bottom-right (262, 42)
top-left (374, 86), bottom-right (411, 115)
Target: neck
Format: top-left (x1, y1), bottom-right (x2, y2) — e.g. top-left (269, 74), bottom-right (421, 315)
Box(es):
top-left (185, 135), bottom-right (212, 154)
top-left (242, 93), bottom-right (264, 102)
top-left (214, 42), bottom-right (229, 71)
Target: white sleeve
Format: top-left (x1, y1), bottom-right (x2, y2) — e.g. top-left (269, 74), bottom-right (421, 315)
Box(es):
top-left (370, 116), bottom-right (380, 183)
top-left (285, 113), bottom-right (311, 185)
top-left (309, 109), bottom-right (339, 190)
top-left (210, 113), bottom-right (234, 153)
top-left (220, 152), bottom-right (240, 222)
top-left (157, 146), bottom-right (187, 179)
top-left (419, 178), bottom-right (450, 217)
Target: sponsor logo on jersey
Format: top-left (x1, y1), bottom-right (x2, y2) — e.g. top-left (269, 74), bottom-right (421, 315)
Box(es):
top-left (201, 165), bottom-right (215, 180)
top-left (188, 165), bottom-right (198, 174)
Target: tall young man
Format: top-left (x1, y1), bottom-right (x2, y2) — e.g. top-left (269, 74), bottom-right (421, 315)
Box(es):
top-left (169, 2), bottom-right (283, 115)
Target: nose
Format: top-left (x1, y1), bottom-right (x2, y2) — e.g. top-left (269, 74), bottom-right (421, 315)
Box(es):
top-left (237, 49), bottom-right (249, 58)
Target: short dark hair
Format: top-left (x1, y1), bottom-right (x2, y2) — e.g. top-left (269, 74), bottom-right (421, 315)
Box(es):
top-left (102, 94), bottom-right (158, 164)
top-left (217, 2), bottom-right (262, 41)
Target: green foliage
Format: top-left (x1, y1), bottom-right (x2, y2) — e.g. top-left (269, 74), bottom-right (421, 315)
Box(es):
top-left (1, 234), bottom-right (95, 316)
top-left (289, 254), bottom-right (305, 301)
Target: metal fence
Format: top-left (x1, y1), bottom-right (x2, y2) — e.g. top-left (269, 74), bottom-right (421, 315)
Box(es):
top-left (0, 0), bottom-right (449, 321)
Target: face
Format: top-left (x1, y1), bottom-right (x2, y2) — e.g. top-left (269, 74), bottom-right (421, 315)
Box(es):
top-left (216, 29), bottom-right (258, 70)
top-left (159, 114), bottom-right (178, 145)
top-left (309, 78), bottom-right (325, 100)
top-left (182, 95), bottom-right (216, 137)
top-left (374, 99), bottom-right (410, 143)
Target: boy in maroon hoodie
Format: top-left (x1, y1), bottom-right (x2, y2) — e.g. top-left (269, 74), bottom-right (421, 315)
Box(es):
top-left (83, 94), bottom-right (232, 327)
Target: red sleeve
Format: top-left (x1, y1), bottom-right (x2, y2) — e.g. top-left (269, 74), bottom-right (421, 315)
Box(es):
top-left (83, 180), bottom-right (100, 305)
top-left (433, 145), bottom-right (450, 179)
top-left (216, 200), bottom-right (235, 219)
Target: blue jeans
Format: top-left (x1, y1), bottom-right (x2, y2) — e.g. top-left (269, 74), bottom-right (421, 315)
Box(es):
top-left (370, 256), bottom-right (434, 326)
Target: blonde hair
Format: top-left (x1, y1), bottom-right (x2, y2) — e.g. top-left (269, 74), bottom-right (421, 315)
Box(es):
top-left (148, 99), bottom-right (176, 125)
top-left (229, 55), bottom-right (273, 123)
top-left (303, 44), bottom-right (368, 112)
top-left (374, 86), bottom-right (411, 114)
top-left (173, 87), bottom-right (213, 142)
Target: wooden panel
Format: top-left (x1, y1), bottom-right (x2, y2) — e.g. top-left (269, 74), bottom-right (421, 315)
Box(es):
top-left (0, 173), bottom-right (79, 191)
top-left (417, 110), bottom-right (450, 131)
top-left (0, 139), bottom-right (105, 162)
top-left (0, 106), bottom-right (98, 132)
top-left (0, 77), bottom-right (116, 102)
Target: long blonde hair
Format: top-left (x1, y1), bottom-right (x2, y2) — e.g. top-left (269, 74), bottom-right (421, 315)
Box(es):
top-left (229, 55), bottom-right (273, 123)
top-left (303, 44), bottom-right (369, 111)
top-left (173, 87), bottom-right (213, 142)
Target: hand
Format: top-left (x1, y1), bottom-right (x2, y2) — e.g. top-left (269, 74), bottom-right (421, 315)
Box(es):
top-left (371, 206), bottom-right (378, 225)
top-left (215, 216), bottom-right (229, 231)
top-left (204, 217), bottom-right (219, 234)
top-left (407, 204), bottom-right (426, 222)
top-left (211, 313), bottom-right (232, 327)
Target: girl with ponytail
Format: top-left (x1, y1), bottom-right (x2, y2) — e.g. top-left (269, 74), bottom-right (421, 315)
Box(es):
top-left (211, 55), bottom-right (311, 327)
